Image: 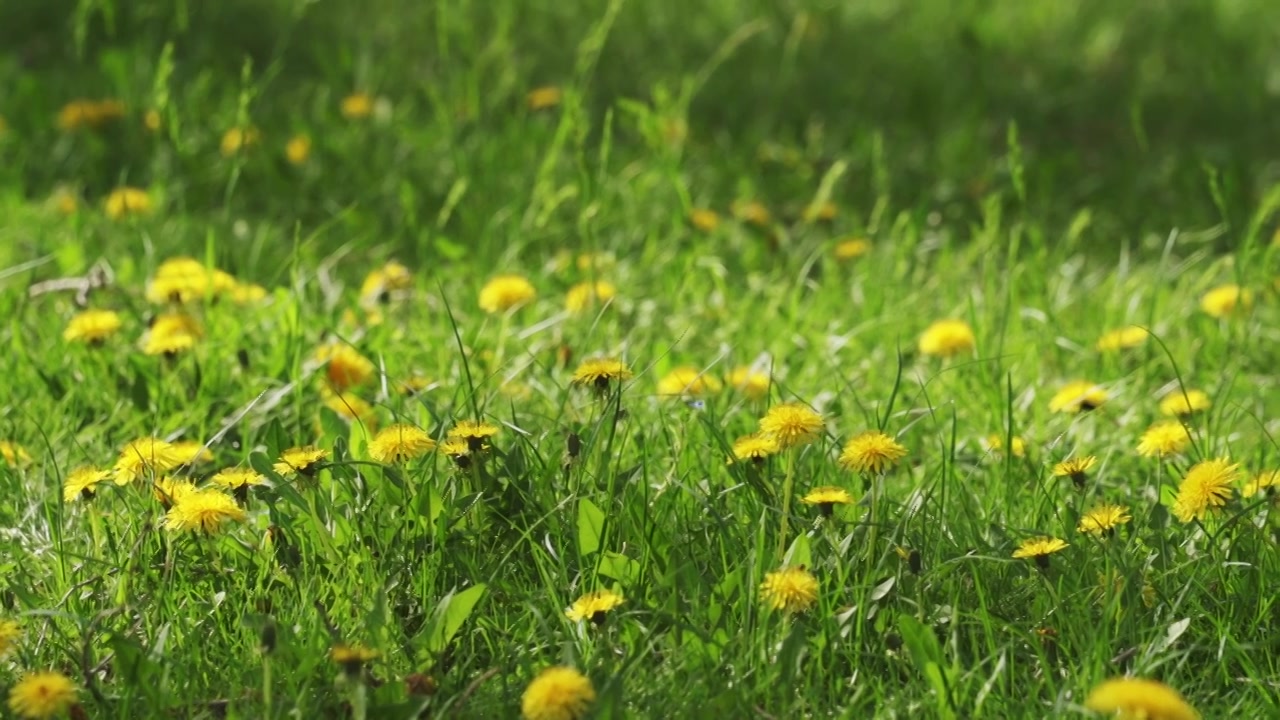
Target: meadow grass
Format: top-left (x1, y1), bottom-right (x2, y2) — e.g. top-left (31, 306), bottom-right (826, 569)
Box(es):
top-left (1, 0), bottom-right (1279, 718)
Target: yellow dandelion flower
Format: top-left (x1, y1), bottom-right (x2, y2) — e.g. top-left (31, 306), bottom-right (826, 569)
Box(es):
top-left (838, 431), bottom-right (907, 474)
top-left (571, 358), bottom-right (633, 392)
top-left (448, 420), bottom-right (499, 452)
top-left (564, 590), bottom-right (625, 624)
top-left (163, 489), bottom-right (246, 534)
top-left (918, 319), bottom-right (976, 358)
top-left (759, 403), bottom-right (823, 450)
top-left (369, 424), bottom-right (436, 464)
top-left (0, 619), bottom-right (19, 658)
top-left (1084, 677), bottom-right (1199, 720)
top-left (1078, 503), bottom-right (1132, 537)
top-left (1200, 283), bottom-right (1252, 319)
top-left (801, 486), bottom-right (854, 516)
top-left (7, 670), bottom-right (77, 720)
top-left (985, 433), bottom-right (1027, 458)
top-left (1051, 455), bottom-right (1097, 488)
top-left (0, 440), bottom-right (32, 467)
top-left (314, 342), bottom-right (375, 391)
top-left (802, 200), bottom-right (837, 223)
top-left (104, 186), bottom-right (152, 220)
top-left (152, 476), bottom-right (197, 508)
top-left (656, 366), bottom-right (723, 397)
top-left (210, 467), bottom-right (266, 491)
top-left (50, 187), bottom-right (79, 215)
top-left (273, 446), bottom-right (329, 477)
top-left (1137, 420), bottom-right (1191, 458)
top-left (359, 260), bottom-right (413, 307)
top-left (521, 666), bottom-right (595, 720)
top-left (1096, 325), bottom-right (1149, 352)
top-left (285, 134), bottom-right (311, 165)
top-left (321, 390), bottom-right (378, 429)
top-left (565, 280), bottom-right (617, 314)
top-left (689, 208), bottom-right (721, 232)
top-left (341, 92), bottom-right (374, 120)
top-left (727, 366), bottom-right (770, 399)
top-left (732, 200), bottom-right (771, 227)
top-left (727, 433), bottom-right (779, 465)
top-left (1172, 458), bottom-right (1239, 523)
top-left (1242, 470), bottom-right (1279, 498)
top-left (759, 566), bottom-right (819, 613)
top-left (479, 274), bottom-right (536, 313)
top-left (1049, 380), bottom-right (1107, 414)
top-left (833, 238), bottom-right (871, 261)
top-left (230, 282), bottom-right (268, 304)
top-left (1012, 537), bottom-right (1068, 568)
top-left (1159, 389), bottom-right (1211, 417)
top-left (141, 313), bottom-right (200, 356)
top-left (144, 109), bottom-right (161, 132)
top-left (526, 86), bottom-right (563, 111)
top-left (220, 126), bottom-right (260, 156)
top-left (57, 98), bottom-right (124, 131)
top-left (439, 438), bottom-right (473, 469)
top-left (113, 437), bottom-right (183, 485)
top-left (63, 309), bottom-right (122, 344)
top-left (330, 643), bottom-right (379, 673)
top-left (63, 466), bottom-right (111, 502)
top-left (170, 440), bottom-right (213, 466)
top-left (398, 375), bottom-right (433, 396)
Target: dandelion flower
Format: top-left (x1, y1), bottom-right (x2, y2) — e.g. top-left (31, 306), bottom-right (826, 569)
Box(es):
top-left (145, 257), bottom-right (219, 304)
top-left (833, 238), bottom-right (871, 261)
top-left (1078, 504), bottom-right (1132, 537)
top-left (448, 420), bottom-right (499, 452)
top-left (1084, 677), bottom-right (1199, 720)
top-left (657, 366), bottom-right (722, 397)
top-left (1200, 284), bottom-right (1252, 319)
top-left (63, 466), bottom-right (110, 502)
top-left (732, 200), bottom-right (771, 227)
top-left (728, 366), bottom-right (770, 399)
top-left (571, 358), bottom-right (633, 392)
top-left (1012, 537), bottom-right (1068, 569)
top-left (526, 86), bottom-right (563, 111)
top-left (369, 424), bottom-right (436, 464)
top-left (439, 438), bottom-right (472, 469)
top-left (220, 126), bottom-right (260, 156)
top-left (51, 187), bottom-right (79, 215)
top-left (285, 134), bottom-right (311, 165)
top-left (1172, 458), bottom-right (1239, 523)
top-left (398, 375), bottom-right (433, 396)
top-left (170, 440), bottom-right (213, 466)
top-left (341, 92), bottom-right (374, 120)
top-left (314, 342), bottom-right (375, 391)
top-left (759, 566), bottom-right (819, 613)
top-left (1052, 455), bottom-right (1097, 488)
top-left (57, 98), bottom-right (124, 131)
top-left (800, 486), bottom-right (854, 516)
top-left (359, 261), bottom-right (413, 307)
top-left (728, 434), bottom-right (779, 465)
top-left (63, 309), bottom-right (122, 344)
top-left (0, 441), bottom-right (33, 467)
top-left (521, 666), bottom-right (595, 720)
top-left (564, 590), bottom-right (625, 624)
top-left (152, 476), bottom-right (198, 508)
top-left (210, 467), bottom-right (266, 491)
top-left (985, 433), bottom-right (1027, 458)
top-left (803, 200), bottom-right (838, 223)
top-left (104, 186), bottom-right (152, 220)
top-left (113, 438), bottom-right (183, 484)
top-left (273, 446), bottom-right (329, 477)
top-left (1242, 470), bottom-right (1279, 499)
top-left (759, 403), bottom-right (823, 450)
top-left (321, 390), bottom-right (378, 428)
top-left (1096, 325), bottom-right (1148, 352)
top-left (7, 670), bottom-right (77, 719)
top-left (0, 620), bottom-right (19, 657)
top-left (143, 109), bottom-right (161, 132)
top-left (479, 274), bottom-right (536, 313)
top-left (565, 280), bottom-right (616, 314)
top-left (838, 431), bottom-right (907, 474)
top-left (330, 643), bottom-right (379, 674)
top-left (1049, 380), bottom-right (1107, 414)
top-left (1159, 389), bottom-right (1211, 417)
top-left (163, 489), bottom-right (246, 533)
top-left (689, 208), bottom-right (721, 233)
top-left (1137, 420), bottom-right (1191, 458)
top-left (918, 319), bottom-right (976, 358)
top-left (142, 312), bottom-right (202, 356)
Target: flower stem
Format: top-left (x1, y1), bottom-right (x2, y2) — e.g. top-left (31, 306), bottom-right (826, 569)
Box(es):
top-left (776, 451), bottom-right (797, 561)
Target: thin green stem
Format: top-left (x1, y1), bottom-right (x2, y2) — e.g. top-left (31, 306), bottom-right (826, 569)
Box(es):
top-left (776, 450), bottom-right (797, 562)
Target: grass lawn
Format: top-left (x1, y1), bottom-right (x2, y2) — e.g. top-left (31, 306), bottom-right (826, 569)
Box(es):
top-left (1, 0), bottom-right (1279, 717)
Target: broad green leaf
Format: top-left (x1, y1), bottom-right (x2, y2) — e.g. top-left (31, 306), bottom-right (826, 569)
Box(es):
top-left (425, 584), bottom-right (487, 655)
top-left (784, 533), bottom-right (811, 569)
top-left (597, 551), bottom-right (639, 584)
top-left (577, 497), bottom-right (606, 557)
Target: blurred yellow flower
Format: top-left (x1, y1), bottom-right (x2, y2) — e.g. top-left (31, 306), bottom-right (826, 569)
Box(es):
top-left (63, 466), bottom-right (111, 502)
top-left (985, 433), bottom-right (1027, 458)
top-left (341, 92), bottom-right (374, 119)
top-left (479, 274), bottom-right (536, 313)
top-left (142, 312), bottom-right (202, 356)
top-left (571, 358), bottom-right (633, 392)
top-left (759, 566), bottom-right (819, 613)
top-left (839, 431), bottom-right (907, 474)
top-left (1095, 325), bottom-right (1148, 352)
top-left (565, 280), bottom-right (616, 314)
top-left (57, 98), bottom-right (125, 131)
top-left (369, 424), bottom-right (436, 464)
top-left (1159, 389), bottom-right (1210, 417)
top-left (63, 309), bottom-right (122, 344)
top-left (322, 390), bottom-right (378, 428)
top-left (564, 589), bottom-right (624, 623)
top-left (0, 441), bottom-right (31, 467)
top-left (314, 342), bottom-right (375, 391)
top-left (689, 208), bottom-right (721, 232)
top-left (1077, 503), bottom-right (1131, 536)
top-left (7, 670), bottom-right (78, 719)
top-left (521, 666), bottom-right (595, 720)
top-left (1200, 283), bottom-right (1252, 318)
top-left (1242, 470), bottom-right (1278, 498)
top-left (1137, 420), bottom-right (1191, 458)
top-left (833, 238), bottom-right (872, 261)
top-left (526, 86), bottom-right (563, 111)
top-left (221, 126), bottom-right (261, 156)
top-left (1048, 380), bottom-right (1107, 414)
top-left (1051, 455), bottom-right (1096, 487)
top-left (104, 187), bottom-right (152, 220)
top-left (1084, 677), bottom-right (1199, 720)
top-left (802, 200), bottom-right (837, 223)
top-left (273, 446), bottom-right (329, 477)
top-left (728, 366), bottom-right (770, 399)
top-left (800, 485), bottom-right (854, 515)
top-left (727, 433), bottom-right (778, 464)
top-left (918, 319), bottom-right (976, 358)
top-left (51, 187), bottom-right (79, 215)
top-left (1012, 537), bottom-right (1067, 568)
top-left (732, 200), bottom-right (771, 227)
top-left (144, 109), bottom-right (161, 132)
top-left (656, 366), bottom-right (722, 397)
top-left (285, 134), bottom-right (311, 165)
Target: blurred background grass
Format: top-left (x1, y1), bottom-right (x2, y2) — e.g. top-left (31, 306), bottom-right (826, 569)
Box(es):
top-left (2, 0), bottom-right (1279, 263)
